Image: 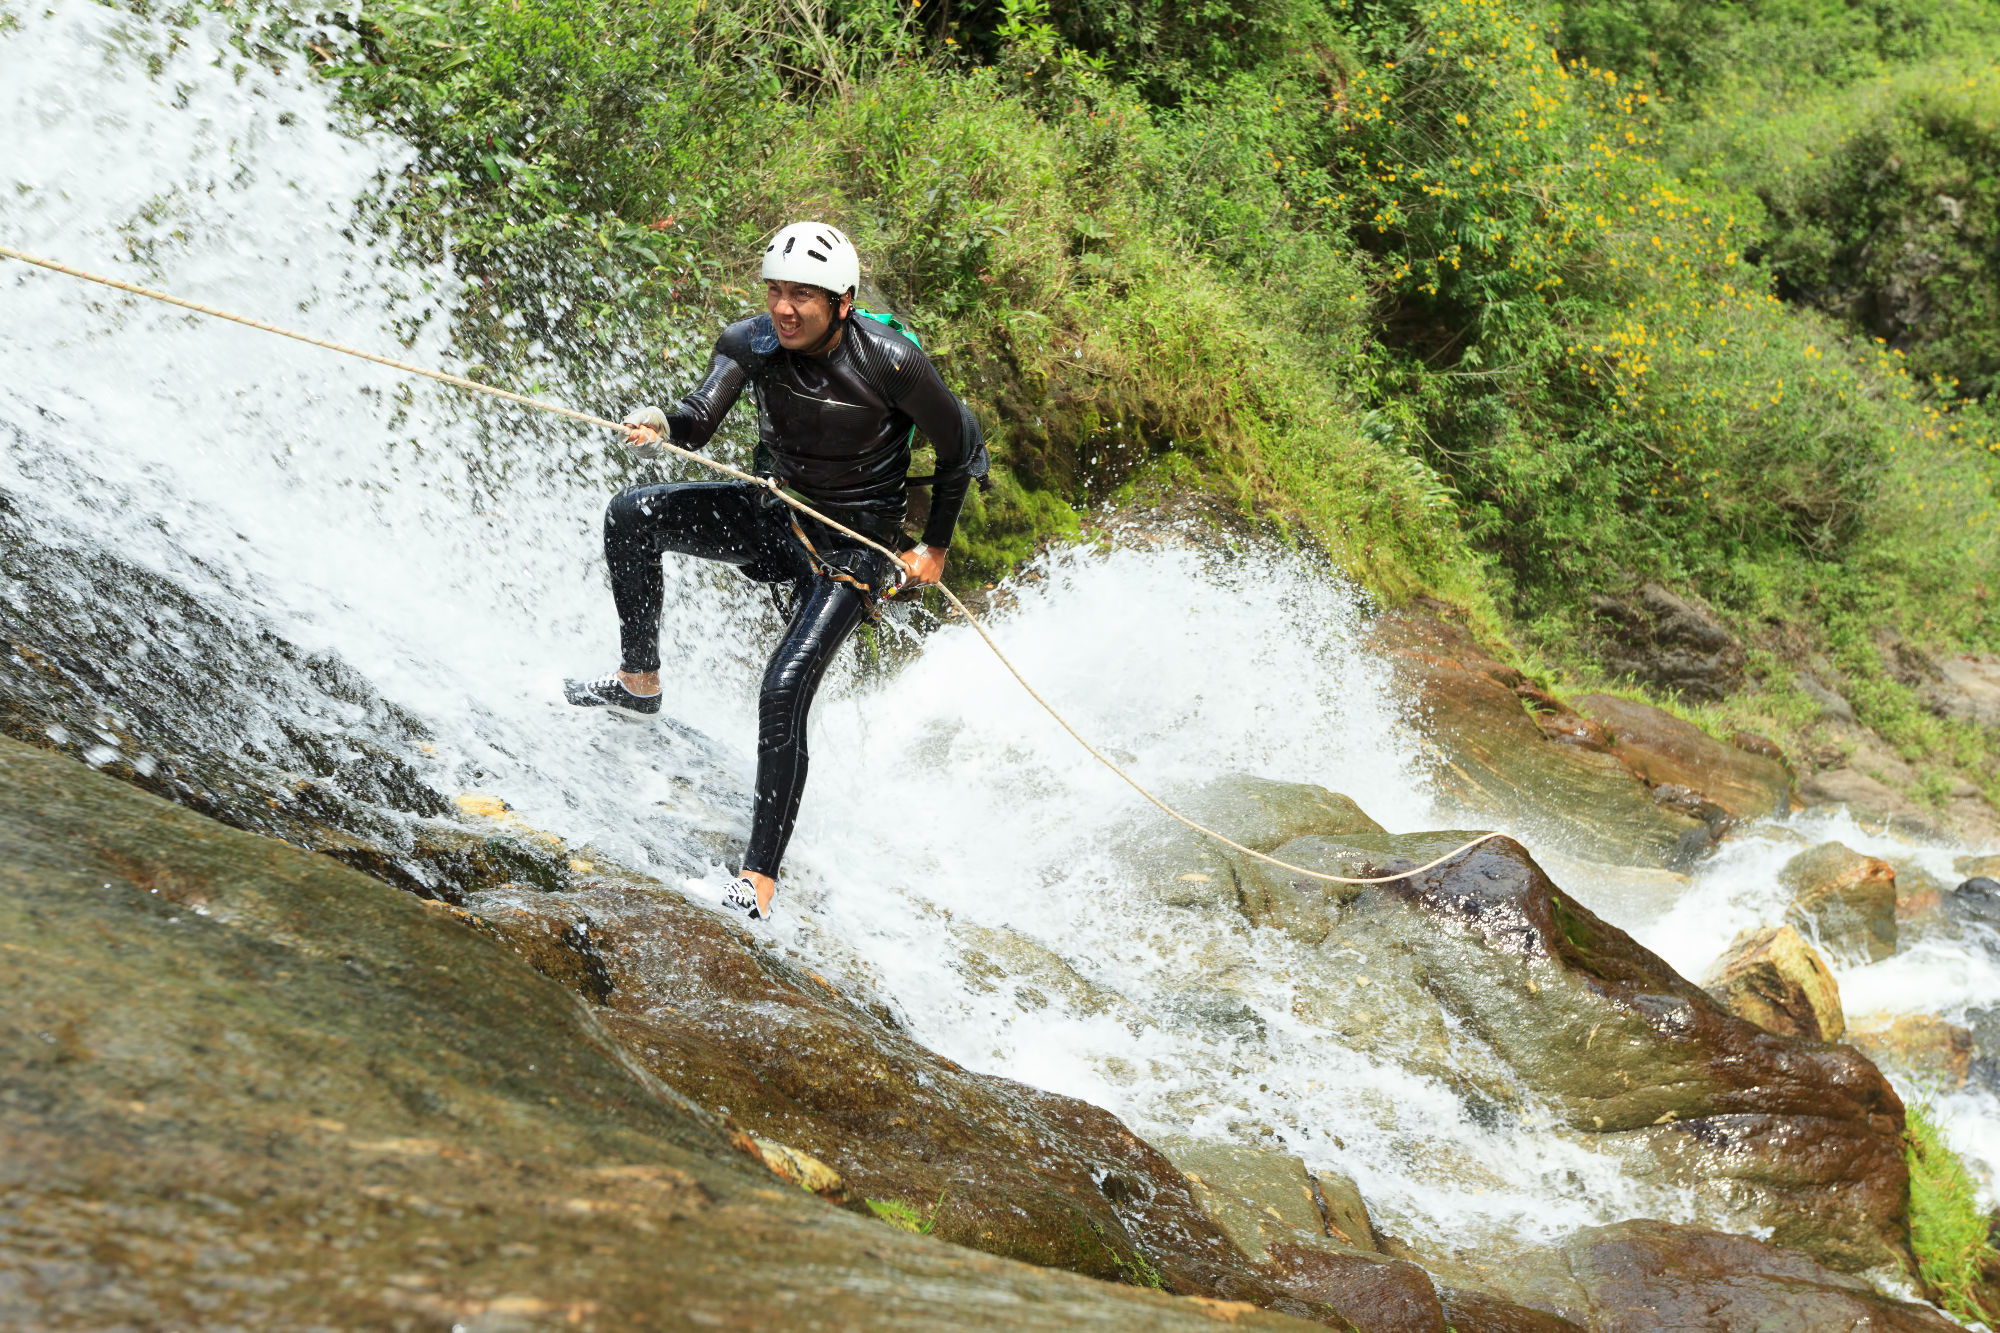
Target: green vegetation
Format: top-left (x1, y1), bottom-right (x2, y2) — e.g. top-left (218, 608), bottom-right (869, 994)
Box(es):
top-left (291, 0), bottom-right (2000, 790)
top-left (1677, 57), bottom-right (2000, 401)
top-left (1905, 1099), bottom-right (1999, 1322)
top-left (865, 1193), bottom-right (947, 1233)
top-left (1559, 0), bottom-right (2000, 103)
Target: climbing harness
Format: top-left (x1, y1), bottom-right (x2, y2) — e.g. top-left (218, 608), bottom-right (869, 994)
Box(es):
top-left (784, 508), bottom-right (894, 618)
top-left (0, 243), bottom-right (1501, 887)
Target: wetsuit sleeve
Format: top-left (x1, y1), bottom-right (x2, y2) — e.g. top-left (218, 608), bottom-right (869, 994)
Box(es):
top-left (882, 346), bottom-right (974, 549)
top-left (664, 351), bottom-right (749, 447)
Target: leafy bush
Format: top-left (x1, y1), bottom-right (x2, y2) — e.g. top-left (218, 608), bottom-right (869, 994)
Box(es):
top-left (1559, 0), bottom-right (2000, 103)
top-left (1293, 0), bottom-right (2000, 642)
top-left (1679, 57), bottom-right (2000, 401)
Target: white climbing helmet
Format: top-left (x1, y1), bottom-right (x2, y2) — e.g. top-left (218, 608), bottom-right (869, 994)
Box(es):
top-left (761, 221), bottom-right (860, 299)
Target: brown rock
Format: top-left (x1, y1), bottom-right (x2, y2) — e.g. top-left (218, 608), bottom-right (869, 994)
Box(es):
top-left (1847, 1013), bottom-right (1975, 1089)
top-left (1263, 1245), bottom-right (1446, 1333)
top-left (1926, 652), bottom-right (2000, 728)
top-left (1573, 693), bottom-right (1791, 820)
top-left (1156, 1138), bottom-right (1445, 1331)
top-left (441, 900), bottom-right (613, 1001)
top-left (1436, 1287), bottom-right (1585, 1332)
top-left (561, 880), bottom-right (1305, 1305)
top-left (1588, 583), bottom-right (1746, 701)
top-left (474, 850), bottom-right (1394, 1322)
top-left (1701, 925), bottom-right (1845, 1041)
top-left (0, 737), bottom-right (1320, 1332)
top-left (1890, 858), bottom-right (1948, 923)
top-left (1797, 769), bottom-right (1947, 839)
top-left (1555, 1220), bottom-right (1961, 1332)
top-left (1536, 710), bottom-right (1613, 751)
top-left (1730, 731), bottom-right (1786, 762)
top-left (1780, 842), bottom-right (1899, 964)
top-left (746, 1136), bottom-right (850, 1201)
top-left (1371, 614), bottom-right (1712, 870)
top-left (1162, 1138), bottom-right (1363, 1262)
top-left (1310, 1170), bottom-right (1377, 1254)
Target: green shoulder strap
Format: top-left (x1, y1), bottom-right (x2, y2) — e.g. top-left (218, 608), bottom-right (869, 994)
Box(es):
top-left (852, 305), bottom-right (920, 349)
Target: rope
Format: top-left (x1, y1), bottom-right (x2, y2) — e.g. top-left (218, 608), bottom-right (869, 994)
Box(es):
top-left (0, 242), bottom-right (1501, 887)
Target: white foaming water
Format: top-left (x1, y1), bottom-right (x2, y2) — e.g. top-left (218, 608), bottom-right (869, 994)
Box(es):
top-left (4, 0), bottom-right (1995, 1265)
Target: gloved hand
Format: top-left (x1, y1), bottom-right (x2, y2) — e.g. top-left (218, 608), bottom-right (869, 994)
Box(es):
top-left (621, 406), bottom-right (669, 458)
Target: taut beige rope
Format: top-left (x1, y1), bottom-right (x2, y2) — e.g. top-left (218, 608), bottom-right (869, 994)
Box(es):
top-left (1, 242), bottom-right (1500, 886)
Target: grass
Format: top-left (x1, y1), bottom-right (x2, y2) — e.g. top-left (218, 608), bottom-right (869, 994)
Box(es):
top-left (866, 1188), bottom-right (949, 1234)
top-left (1906, 1098), bottom-right (1998, 1323)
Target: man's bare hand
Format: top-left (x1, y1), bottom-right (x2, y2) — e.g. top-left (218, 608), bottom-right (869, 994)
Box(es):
top-left (897, 544), bottom-right (947, 588)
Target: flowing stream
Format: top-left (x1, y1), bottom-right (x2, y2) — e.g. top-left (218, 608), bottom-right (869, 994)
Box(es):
top-left (3, 0), bottom-right (1994, 1267)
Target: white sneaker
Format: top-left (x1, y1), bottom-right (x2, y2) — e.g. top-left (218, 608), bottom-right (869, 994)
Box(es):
top-left (563, 672), bottom-right (661, 720)
top-left (721, 875), bottom-right (775, 921)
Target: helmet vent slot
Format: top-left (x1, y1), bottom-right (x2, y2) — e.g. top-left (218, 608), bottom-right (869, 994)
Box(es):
top-left (783, 236), bottom-right (796, 255)
top-left (806, 249), bottom-right (828, 262)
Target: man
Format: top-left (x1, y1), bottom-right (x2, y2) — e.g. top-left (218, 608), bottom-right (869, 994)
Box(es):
top-left (564, 222), bottom-right (980, 923)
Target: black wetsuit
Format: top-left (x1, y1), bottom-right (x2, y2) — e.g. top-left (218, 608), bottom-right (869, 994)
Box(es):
top-left (606, 311), bottom-right (977, 878)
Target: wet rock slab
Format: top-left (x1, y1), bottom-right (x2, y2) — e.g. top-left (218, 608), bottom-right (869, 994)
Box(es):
top-left (1517, 1221), bottom-right (1959, 1332)
top-left (1570, 693), bottom-right (1790, 822)
top-left (0, 494), bottom-right (732, 903)
top-left (1846, 1013), bottom-right (1976, 1089)
top-left (0, 736), bottom-right (1322, 1332)
top-left (1157, 1138), bottom-right (1446, 1332)
top-left (1370, 613), bottom-right (1713, 869)
top-left (1139, 781), bottom-right (1913, 1275)
top-left (453, 781), bottom-right (1447, 1325)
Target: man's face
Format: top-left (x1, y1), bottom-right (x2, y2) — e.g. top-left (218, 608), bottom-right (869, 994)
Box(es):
top-left (766, 280), bottom-right (851, 350)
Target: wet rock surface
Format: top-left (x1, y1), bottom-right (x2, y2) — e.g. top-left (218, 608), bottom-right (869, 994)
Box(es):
top-left (453, 800), bottom-right (1441, 1324)
top-left (1160, 1139), bottom-right (1372, 1262)
top-left (1371, 614), bottom-right (1713, 869)
top-left (1779, 842), bottom-right (1899, 965)
top-left (1570, 693), bottom-right (1790, 822)
top-left (1527, 1220), bottom-right (1959, 1332)
top-left (1434, 1288), bottom-right (1586, 1332)
top-left (1700, 925), bottom-right (1844, 1041)
top-left (465, 886), bottom-right (1237, 1294)
top-left (1846, 1013), bottom-right (1976, 1090)
top-left (0, 735), bottom-right (1328, 1331)
top-left (0, 495), bottom-right (727, 903)
top-left (1159, 1139), bottom-right (1446, 1333)
top-left (1157, 1138), bottom-right (1584, 1333)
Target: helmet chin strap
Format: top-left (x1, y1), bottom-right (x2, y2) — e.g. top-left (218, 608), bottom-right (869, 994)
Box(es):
top-left (794, 291), bottom-right (851, 357)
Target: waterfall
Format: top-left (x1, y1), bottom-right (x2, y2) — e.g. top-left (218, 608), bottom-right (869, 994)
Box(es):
top-left (3, 0), bottom-right (1992, 1267)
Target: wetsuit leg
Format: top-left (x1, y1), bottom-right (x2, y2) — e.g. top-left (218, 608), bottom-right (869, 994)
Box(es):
top-left (603, 481), bottom-right (802, 673)
top-left (743, 575), bottom-right (870, 878)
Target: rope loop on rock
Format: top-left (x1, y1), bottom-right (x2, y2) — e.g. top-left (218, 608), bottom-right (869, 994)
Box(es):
top-left (0, 243), bottom-right (1502, 886)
